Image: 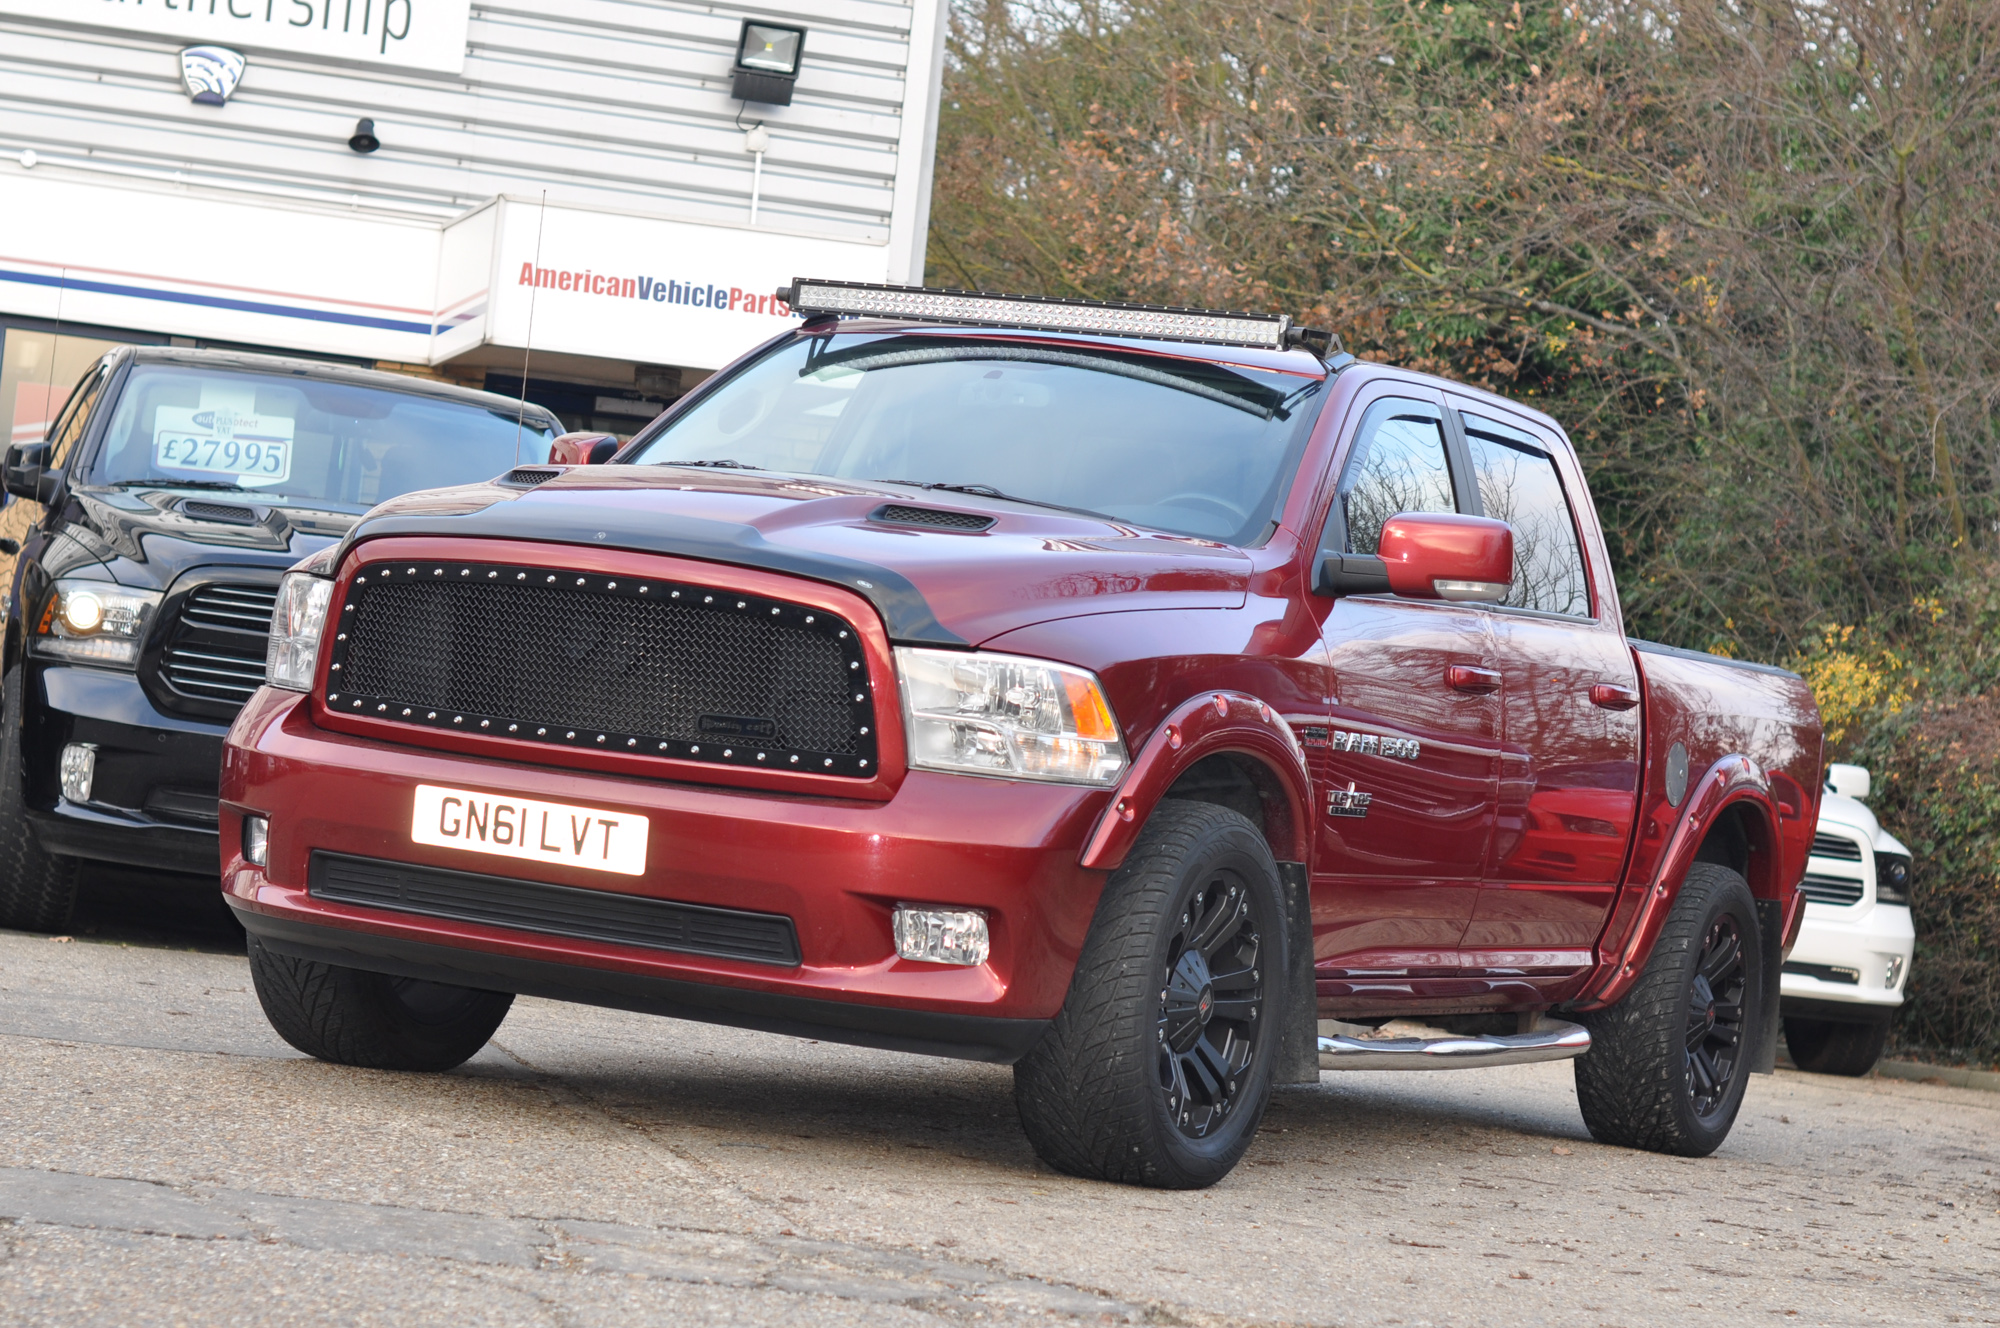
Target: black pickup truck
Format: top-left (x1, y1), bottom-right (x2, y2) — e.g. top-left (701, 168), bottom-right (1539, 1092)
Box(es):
top-left (0, 346), bottom-right (560, 930)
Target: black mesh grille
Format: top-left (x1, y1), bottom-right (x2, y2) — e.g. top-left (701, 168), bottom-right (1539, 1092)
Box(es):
top-left (1811, 832), bottom-right (1864, 861)
top-left (1799, 872), bottom-right (1865, 906)
top-left (502, 467), bottom-right (561, 486)
top-left (310, 851), bottom-right (800, 966)
top-left (327, 559), bottom-right (877, 776)
top-left (875, 504), bottom-right (995, 532)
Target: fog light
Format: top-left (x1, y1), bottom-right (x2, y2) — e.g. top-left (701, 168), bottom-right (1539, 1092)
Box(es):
top-left (893, 905), bottom-right (990, 966)
top-left (59, 743), bottom-right (96, 803)
top-left (1883, 954), bottom-right (1906, 990)
top-left (242, 815), bottom-right (269, 867)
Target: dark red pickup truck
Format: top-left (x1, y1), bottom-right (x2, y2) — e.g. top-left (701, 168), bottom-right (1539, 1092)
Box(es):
top-left (221, 281), bottom-right (1820, 1189)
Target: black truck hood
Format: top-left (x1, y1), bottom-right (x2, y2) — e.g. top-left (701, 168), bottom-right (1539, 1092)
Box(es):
top-left (335, 466), bottom-right (1253, 646)
top-left (67, 487), bottom-right (361, 589)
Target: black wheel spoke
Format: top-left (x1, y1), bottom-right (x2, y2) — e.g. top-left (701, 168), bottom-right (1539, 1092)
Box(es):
top-left (1685, 1017), bottom-right (1711, 1051)
top-left (1188, 891), bottom-right (1243, 955)
top-left (1208, 995), bottom-right (1259, 1023)
top-left (1181, 1045), bottom-right (1225, 1101)
top-left (1700, 933), bottom-right (1741, 983)
top-left (1208, 963), bottom-right (1258, 992)
top-left (1690, 1046), bottom-right (1719, 1095)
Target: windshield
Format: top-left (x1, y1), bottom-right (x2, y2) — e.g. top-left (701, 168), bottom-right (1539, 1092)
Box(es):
top-left (625, 334), bottom-right (1326, 544)
top-left (89, 366), bottom-right (558, 507)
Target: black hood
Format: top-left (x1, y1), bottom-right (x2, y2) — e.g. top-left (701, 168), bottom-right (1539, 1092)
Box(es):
top-left (66, 486), bottom-right (360, 589)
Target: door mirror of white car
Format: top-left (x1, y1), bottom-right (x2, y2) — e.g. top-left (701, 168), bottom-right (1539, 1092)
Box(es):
top-left (1825, 763), bottom-right (1870, 801)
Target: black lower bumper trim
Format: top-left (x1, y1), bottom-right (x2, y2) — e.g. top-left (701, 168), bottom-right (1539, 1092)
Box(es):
top-left (233, 905), bottom-right (1050, 1064)
top-left (310, 851), bottom-right (801, 967)
top-left (1781, 995), bottom-right (1898, 1026)
top-left (29, 808), bottom-right (218, 875)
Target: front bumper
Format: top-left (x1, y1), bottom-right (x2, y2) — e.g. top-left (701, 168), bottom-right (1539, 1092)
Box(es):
top-left (1779, 899), bottom-right (1914, 1021)
top-left (221, 688), bottom-right (1112, 1062)
top-left (24, 664), bottom-right (228, 875)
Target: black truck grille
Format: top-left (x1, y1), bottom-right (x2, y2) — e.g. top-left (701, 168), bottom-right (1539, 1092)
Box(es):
top-left (156, 582), bottom-right (275, 706)
top-left (310, 851), bottom-right (801, 966)
top-left (326, 559), bottom-right (877, 777)
top-left (1799, 872), bottom-right (1865, 907)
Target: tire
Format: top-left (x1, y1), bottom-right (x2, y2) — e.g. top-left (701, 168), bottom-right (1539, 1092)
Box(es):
top-left (0, 667), bottom-right (78, 933)
top-left (246, 933), bottom-right (513, 1072)
top-left (1574, 862), bottom-right (1764, 1157)
top-left (1785, 1015), bottom-right (1890, 1077)
top-left (1014, 800), bottom-right (1283, 1189)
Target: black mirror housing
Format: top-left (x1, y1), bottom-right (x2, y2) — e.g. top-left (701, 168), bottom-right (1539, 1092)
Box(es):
top-left (3, 442), bottom-right (50, 503)
top-left (1313, 551), bottom-right (1391, 598)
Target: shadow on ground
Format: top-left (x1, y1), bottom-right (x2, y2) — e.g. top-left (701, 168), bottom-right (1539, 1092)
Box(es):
top-left (69, 862), bottom-right (242, 953)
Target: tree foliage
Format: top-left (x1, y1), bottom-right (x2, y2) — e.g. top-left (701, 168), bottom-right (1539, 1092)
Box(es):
top-left (929, 0), bottom-right (2000, 658)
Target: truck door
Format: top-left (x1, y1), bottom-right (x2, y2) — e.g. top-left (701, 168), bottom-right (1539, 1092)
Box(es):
top-left (1452, 406), bottom-right (1642, 952)
top-left (1311, 393), bottom-right (1500, 967)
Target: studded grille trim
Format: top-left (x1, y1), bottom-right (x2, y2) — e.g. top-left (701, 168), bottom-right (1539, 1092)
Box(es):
top-left (324, 560), bottom-right (879, 777)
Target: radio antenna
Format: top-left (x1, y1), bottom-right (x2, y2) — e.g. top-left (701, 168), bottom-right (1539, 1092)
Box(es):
top-left (512, 191), bottom-right (548, 466)
top-left (40, 266), bottom-right (68, 447)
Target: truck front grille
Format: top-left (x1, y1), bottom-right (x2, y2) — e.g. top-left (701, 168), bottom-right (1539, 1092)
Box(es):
top-left (154, 581), bottom-right (276, 708)
top-left (1799, 872), bottom-right (1865, 907)
top-left (326, 558), bottom-right (877, 777)
top-left (1810, 832), bottom-right (1865, 861)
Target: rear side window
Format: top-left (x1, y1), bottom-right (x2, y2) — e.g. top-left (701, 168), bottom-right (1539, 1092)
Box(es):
top-left (1336, 399), bottom-right (1457, 555)
top-left (1461, 412), bottom-right (1590, 617)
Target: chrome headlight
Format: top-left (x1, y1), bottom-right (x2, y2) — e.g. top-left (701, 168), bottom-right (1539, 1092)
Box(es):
top-left (896, 647), bottom-right (1127, 785)
top-left (33, 579), bottom-right (163, 668)
top-left (267, 572), bottom-right (334, 692)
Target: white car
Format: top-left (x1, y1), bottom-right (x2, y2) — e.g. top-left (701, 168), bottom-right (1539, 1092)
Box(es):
top-left (1781, 763), bottom-right (1915, 1075)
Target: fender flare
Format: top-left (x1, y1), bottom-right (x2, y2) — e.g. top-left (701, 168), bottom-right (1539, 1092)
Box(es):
top-left (1575, 753), bottom-right (1783, 1010)
top-left (1077, 690), bottom-right (1312, 872)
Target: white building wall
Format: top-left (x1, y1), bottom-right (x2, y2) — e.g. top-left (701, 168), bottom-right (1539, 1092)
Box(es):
top-left (0, 0), bottom-right (943, 371)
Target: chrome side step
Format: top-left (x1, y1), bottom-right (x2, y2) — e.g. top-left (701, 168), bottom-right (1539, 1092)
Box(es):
top-left (1318, 1018), bottom-right (1591, 1071)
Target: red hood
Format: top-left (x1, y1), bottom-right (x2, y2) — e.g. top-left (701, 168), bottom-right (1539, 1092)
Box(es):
top-left (351, 465), bottom-right (1251, 646)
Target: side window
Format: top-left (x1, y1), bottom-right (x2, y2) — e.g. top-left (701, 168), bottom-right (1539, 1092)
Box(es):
top-left (1461, 412), bottom-right (1590, 617)
top-left (48, 365), bottom-right (109, 469)
top-left (1335, 400), bottom-right (1457, 556)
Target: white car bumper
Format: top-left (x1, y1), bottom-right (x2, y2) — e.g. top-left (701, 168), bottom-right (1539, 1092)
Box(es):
top-left (1781, 900), bottom-right (1914, 1019)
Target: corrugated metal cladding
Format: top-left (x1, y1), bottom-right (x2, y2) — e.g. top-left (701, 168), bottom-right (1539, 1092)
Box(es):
top-left (0, 0), bottom-right (919, 243)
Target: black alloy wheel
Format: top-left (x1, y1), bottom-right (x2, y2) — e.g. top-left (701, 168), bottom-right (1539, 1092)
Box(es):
top-left (1158, 877), bottom-right (1263, 1138)
top-left (1015, 799), bottom-right (1285, 1188)
top-left (1574, 862), bottom-right (1765, 1156)
top-left (1685, 914), bottom-right (1750, 1120)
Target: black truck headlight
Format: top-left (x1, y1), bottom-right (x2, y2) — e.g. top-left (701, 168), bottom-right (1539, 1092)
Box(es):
top-left (267, 572), bottom-right (334, 692)
top-left (1874, 851), bottom-right (1912, 905)
top-left (896, 648), bottom-right (1127, 785)
top-left (33, 580), bottom-right (163, 668)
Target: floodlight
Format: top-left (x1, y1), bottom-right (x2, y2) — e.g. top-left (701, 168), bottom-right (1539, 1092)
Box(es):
top-left (779, 279), bottom-right (1310, 352)
top-left (733, 20), bottom-right (806, 105)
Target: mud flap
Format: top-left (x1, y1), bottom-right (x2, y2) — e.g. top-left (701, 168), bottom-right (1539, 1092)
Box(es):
top-left (1750, 898), bottom-right (1784, 1074)
top-left (1275, 861), bottom-right (1320, 1084)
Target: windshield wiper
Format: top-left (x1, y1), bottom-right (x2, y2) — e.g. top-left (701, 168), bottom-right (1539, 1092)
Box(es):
top-left (874, 480), bottom-right (1113, 520)
top-left (669, 459), bottom-right (764, 470)
top-left (109, 478), bottom-right (254, 492)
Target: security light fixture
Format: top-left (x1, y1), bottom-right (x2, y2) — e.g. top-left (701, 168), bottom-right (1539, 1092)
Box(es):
top-left (733, 20), bottom-right (806, 106)
top-left (780, 278), bottom-right (1324, 352)
top-left (348, 118), bottom-right (380, 154)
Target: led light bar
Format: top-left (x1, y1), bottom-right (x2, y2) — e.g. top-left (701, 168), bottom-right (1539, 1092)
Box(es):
top-left (780, 279), bottom-right (1296, 351)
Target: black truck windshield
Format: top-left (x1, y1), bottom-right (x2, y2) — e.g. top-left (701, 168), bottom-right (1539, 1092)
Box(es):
top-left (90, 366), bottom-right (558, 508)
top-left (626, 335), bottom-right (1326, 544)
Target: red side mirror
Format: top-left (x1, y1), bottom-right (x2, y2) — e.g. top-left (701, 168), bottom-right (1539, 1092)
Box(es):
top-left (548, 431), bottom-right (620, 465)
top-left (1377, 512), bottom-right (1514, 602)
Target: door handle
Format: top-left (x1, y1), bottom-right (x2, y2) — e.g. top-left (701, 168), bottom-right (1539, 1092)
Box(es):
top-left (1446, 665), bottom-right (1501, 694)
top-left (1590, 683), bottom-right (1640, 710)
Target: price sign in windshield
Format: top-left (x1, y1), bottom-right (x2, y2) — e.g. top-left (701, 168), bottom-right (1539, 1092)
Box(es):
top-left (153, 407), bottom-right (294, 486)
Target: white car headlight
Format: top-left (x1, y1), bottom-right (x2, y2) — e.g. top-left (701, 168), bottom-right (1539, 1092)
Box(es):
top-left (267, 572), bottom-right (334, 692)
top-left (33, 579), bottom-right (163, 668)
top-left (896, 647), bottom-right (1127, 785)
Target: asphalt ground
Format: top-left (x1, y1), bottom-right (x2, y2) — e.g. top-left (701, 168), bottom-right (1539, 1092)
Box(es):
top-left (0, 866), bottom-right (1995, 1327)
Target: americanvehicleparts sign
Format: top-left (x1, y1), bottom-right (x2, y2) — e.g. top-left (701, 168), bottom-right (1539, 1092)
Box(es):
top-left (3, 0), bottom-right (471, 73)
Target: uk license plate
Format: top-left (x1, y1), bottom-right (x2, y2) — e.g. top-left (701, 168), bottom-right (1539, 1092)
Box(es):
top-left (410, 784), bottom-right (648, 876)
